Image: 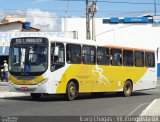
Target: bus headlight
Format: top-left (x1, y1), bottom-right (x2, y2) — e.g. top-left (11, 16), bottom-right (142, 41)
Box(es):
top-left (38, 78), bottom-right (48, 86)
top-left (8, 80), bottom-right (14, 85)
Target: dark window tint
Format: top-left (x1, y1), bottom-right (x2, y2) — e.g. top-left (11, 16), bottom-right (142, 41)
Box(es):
top-left (82, 45), bottom-right (96, 64)
top-left (111, 49), bottom-right (122, 66)
top-left (145, 52), bottom-right (155, 67)
top-left (66, 44), bottom-right (81, 64)
top-left (97, 47), bottom-right (110, 65)
top-left (123, 50), bottom-right (133, 66)
top-left (134, 51), bottom-right (144, 67)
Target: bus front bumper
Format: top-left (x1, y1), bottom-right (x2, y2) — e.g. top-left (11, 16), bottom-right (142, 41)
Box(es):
top-left (8, 80), bottom-right (49, 94)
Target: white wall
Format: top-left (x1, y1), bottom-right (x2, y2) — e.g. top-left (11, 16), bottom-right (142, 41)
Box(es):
top-left (62, 18), bottom-right (160, 49)
top-left (62, 18), bottom-right (160, 62)
top-left (0, 23), bottom-right (22, 32)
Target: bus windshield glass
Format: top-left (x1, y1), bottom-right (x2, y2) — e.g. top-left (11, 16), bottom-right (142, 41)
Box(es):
top-left (9, 37), bottom-right (48, 76)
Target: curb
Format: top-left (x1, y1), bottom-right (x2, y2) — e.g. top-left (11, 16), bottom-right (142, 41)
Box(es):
top-left (0, 92), bottom-right (29, 98)
top-left (0, 82), bottom-right (8, 86)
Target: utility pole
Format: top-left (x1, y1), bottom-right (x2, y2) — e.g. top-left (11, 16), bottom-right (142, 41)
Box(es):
top-left (92, 0), bottom-right (97, 41)
top-left (154, 0), bottom-right (157, 15)
top-left (86, 0), bottom-right (91, 40)
top-left (86, 0), bottom-right (97, 41)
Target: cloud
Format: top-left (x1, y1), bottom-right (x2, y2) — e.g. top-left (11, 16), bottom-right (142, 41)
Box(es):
top-left (0, 9), bottom-right (10, 20)
top-left (26, 9), bottom-right (62, 31)
top-left (0, 9), bottom-right (62, 31)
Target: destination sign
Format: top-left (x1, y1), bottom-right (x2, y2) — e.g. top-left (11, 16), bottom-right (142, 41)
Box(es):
top-left (11, 37), bottom-right (48, 45)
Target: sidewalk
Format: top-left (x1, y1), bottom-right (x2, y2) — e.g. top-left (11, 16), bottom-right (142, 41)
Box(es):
top-left (0, 81), bottom-right (29, 98)
top-left (140, 99), bottom-right (160, 116)
top-left (0, 81), bottom-right (9, 91)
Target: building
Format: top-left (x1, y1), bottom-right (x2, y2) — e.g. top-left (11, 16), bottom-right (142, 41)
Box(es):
top-left (61, 17), bottom-right (160, 49)
top-left (1, 15), bottom-right (26, 23)
top-left (0, 21), bottom-right (40, 32)
top-left (0, 15), bottom-right (40, 32)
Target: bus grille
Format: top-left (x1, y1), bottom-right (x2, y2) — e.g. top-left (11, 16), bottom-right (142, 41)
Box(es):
top-left (13, 76), bottom-right (37, 80)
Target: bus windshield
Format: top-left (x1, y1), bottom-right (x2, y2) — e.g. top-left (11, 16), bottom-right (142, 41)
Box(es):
top-left (9, 38), bottom-right (48, 76)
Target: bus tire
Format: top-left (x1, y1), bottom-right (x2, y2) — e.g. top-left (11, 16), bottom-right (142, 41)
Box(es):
top-left (30, 93), bottom-right (41, 100)
top-left (123, 80), bottom-right (133, 97)
top-left (65, 81), bottom-right (77, 101)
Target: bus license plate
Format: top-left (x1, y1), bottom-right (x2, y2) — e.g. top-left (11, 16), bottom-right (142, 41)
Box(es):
top-left (20, 87), bottom-right (28, 91)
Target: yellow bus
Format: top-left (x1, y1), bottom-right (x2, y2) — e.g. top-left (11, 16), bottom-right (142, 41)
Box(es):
top-left (8, 37), bottom-right (157, 100)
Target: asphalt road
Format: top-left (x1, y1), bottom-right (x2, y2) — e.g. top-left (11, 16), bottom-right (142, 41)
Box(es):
top-left (0, 87), bottom-right (160, 116)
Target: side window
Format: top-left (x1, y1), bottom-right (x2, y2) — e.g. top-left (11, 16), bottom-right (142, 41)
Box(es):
top-left (111, 49), bottom-right (122, 66)
top-left (50, 43), bottom-right (65, 71)
top-left (97, 47), bottom-right (110, 65)
top-left (123, 50), bottom-right (133, 66)
top-left (66, 44), bottom-right (81, 64)
top-left (145, 52), bottom-right (155, 67)
top-left (134, 51), bottom-right (144, 67)
top-left (82, 45), bottom-right (96, 64)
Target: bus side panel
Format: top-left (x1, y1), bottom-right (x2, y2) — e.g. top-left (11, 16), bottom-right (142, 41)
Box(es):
top-left (55, 64), bottom-right (153, 94)
top-left (92, 66), bottom-right (149, 92)
top-left (56, 64), bottom-right (94, 93)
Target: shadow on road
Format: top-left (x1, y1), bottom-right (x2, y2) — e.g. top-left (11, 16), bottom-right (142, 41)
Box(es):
top-left (2, 91), bottom-right (152, 102)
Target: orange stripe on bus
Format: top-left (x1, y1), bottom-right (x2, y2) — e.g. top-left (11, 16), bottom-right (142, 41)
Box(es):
top-left (103, 45), bottom-right (155, 52)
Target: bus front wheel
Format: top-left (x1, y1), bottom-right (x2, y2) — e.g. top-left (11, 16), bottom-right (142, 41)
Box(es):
top-left (65, 81), bottom-right (77, 101)
top-left (30, 93), bottom-right (41, 100)
top-left (123, 80), bottom-right (133, 97)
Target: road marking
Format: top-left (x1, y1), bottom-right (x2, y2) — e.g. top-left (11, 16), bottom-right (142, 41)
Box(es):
top-left (128, 103), bottom-right (148, 116)
top-left (140, 99), bottom-right (158, 116)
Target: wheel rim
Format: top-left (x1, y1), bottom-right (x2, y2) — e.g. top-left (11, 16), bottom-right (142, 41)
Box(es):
top-left (125, 84), bottom-right (131, 95)
top-left (69, 85), bottom-right (75, 97)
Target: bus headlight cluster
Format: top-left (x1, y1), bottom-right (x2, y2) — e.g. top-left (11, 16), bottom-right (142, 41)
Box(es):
top-left (38, 78), bottom-right (48, 86)
top-left (8, 80), bottom-right (14, 85)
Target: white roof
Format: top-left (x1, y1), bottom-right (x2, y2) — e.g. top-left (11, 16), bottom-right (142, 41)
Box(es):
top-left (48, 37), bottom-right (100, 46)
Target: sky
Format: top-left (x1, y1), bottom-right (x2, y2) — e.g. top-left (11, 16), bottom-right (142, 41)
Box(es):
top-left (0, 0), bottom-right (160, 31)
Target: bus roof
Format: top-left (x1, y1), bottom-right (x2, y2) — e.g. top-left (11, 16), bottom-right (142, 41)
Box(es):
top-left (11, 36), bottom-right (155, 52)
top-left (48, 37), bottom-right (155, 52)
top-left (48, 37), bottom-right (99, 46)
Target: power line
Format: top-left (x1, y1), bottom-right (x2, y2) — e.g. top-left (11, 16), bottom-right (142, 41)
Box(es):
top-left (1, 8), bottom-right (160, 13)
top-left (44, 0), bottom-right (160, 5)
top-left (97, 0), bottom-right (160, 5)
top-left (0, 0), bottom-right (160, 18)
